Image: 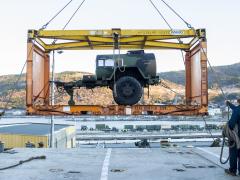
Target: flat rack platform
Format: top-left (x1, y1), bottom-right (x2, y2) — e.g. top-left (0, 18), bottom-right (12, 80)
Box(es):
top-left (27, 104), bottom-right (208, 116)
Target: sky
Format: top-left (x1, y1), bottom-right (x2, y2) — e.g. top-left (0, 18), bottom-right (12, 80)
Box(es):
top-left (0, 0), bottom-right (239, 75)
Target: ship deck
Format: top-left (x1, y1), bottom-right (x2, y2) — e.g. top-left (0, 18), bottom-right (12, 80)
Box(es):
top-left (0, 146), bottom-right (237, 180)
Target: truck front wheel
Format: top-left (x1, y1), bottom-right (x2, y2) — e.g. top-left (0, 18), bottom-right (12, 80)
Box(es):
top-left (113, 76), bottom-right (142, 105)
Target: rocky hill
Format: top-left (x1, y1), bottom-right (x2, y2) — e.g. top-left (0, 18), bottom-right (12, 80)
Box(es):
top-left (159, 62), bottom-right (240, 104)
top-left (159, 62), bottom-right (240, 88)
top-left (0, 62), bottom-right (239, 108)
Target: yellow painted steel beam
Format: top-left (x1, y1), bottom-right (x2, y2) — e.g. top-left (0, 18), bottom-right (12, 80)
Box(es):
top-left (45, 45), bottom-right (190, 51)
top-left (120, 29), bottom-right (196, 36)
top-left (45, 45), bottom-right (143, 50)
top-left (146, 35), bottom-right (193, 40)
top-left (120, 36), bottom-right (145, 42)
top-left (46, 36), bottom-right (87, 41)
top-left (33, 29), bottom-right (197, 37)
top-left (44, 41), bottom-right (94, 50)
top-left (88, 36), bottom-right (113, 43)
top-left (29, 29), bottom-right (206, 39)
top-left (35, 38), bottom-right (47, 49)
top-left (28, 29), bottom-right (205, 51)
top-left (36, 35), bottom-right (194, 41)
top-left (43, 41), bottom-right (190, 51)
top-left (145, 41), bottom-right (190, 50)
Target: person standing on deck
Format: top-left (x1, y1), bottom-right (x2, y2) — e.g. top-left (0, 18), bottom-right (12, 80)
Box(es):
top-left (225, 99), bottom-right (240, 176)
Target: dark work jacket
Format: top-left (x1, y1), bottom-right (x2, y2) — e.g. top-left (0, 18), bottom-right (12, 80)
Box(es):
top-left (228, 102), bottom-right (240, 137)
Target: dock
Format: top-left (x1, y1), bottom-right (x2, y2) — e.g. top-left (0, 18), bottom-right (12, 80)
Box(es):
top-left (0, 146), bottom-right (235, 180)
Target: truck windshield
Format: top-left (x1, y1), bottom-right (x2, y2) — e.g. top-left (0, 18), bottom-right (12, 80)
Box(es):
top-left (105, 59), bottom-right (114, 67)
top-left (98, 59), bottom-right (114, 67)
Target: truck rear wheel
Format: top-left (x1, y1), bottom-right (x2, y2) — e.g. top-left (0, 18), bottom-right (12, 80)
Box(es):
top-left (113, 76), bottom-right (142, 105)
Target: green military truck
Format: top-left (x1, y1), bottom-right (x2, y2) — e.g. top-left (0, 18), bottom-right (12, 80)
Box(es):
top-left (55, 50), bottom-right (159, 106)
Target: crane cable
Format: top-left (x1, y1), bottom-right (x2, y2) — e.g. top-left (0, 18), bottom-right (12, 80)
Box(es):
top-left (148, 0), bottom-right (188, 65)
top-left (49, 0), bottom-right (87, 109)
top-left (148, 0), bottom-right (227, 111)
top-left (201, 48), bottom-right (231, 164)
top-left (47, 2), bottom-right (230, 163)
top-left (62, 0), bottom-right (86, 30)
top-left (40, 0), bottom-right (74, 30)
top-left (38, 0), bottom-right (87, 106)
top-left (149, 0), bottom-right (230, 164)
top-left (202, 49), bottom-right (227, 100)
top-left (148, 0), bottom-right (173, 29)
top-left (159, 0), bottom-right (193, 29)
top-left (0, 61), bottom-right (27, 118)
top-left (52, 0), bottom-right (86, 45)
top-left (38, 0), bottom-right (87, 109)
top-left (159, 80), bottom-right (182, 96)
top-left (0, 34), bottom-right (42, 119)
top-left (148, 0), bottom-right (189, 103)
top-left (0, 0), bottom-right (87, 118)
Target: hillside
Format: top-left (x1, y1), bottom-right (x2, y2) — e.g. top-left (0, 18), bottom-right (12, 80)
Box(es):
top-left (0, 63), bottom-right (239, 108)
top-left (159, 62), bottom-right (240, 104)
top-left (159, 62), bottom-right (240, 88)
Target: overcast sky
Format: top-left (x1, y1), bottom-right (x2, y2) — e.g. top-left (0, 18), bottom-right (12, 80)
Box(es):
top-left (0, 0), bottom-right (239, 75)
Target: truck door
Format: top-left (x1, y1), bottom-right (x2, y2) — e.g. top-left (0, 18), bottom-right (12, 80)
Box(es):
top-left (95, 56), bottom-right (115, 80)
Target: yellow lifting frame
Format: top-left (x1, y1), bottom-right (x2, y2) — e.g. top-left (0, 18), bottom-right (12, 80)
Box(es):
top-left (28, 28), bottom-right (206, 51)
top-left (26, 28), bottom-right (208, 116)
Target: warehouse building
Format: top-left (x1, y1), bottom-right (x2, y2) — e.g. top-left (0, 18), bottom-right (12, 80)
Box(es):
top-left (0, 123), bottom-right (76, 148)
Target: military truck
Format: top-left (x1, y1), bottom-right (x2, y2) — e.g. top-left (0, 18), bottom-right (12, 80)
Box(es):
top-left (55, 50), bottom-right (159, 106)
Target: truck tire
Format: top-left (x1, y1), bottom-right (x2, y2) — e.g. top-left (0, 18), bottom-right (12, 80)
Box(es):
top-left (113, 76), bottom-right (142, 105)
